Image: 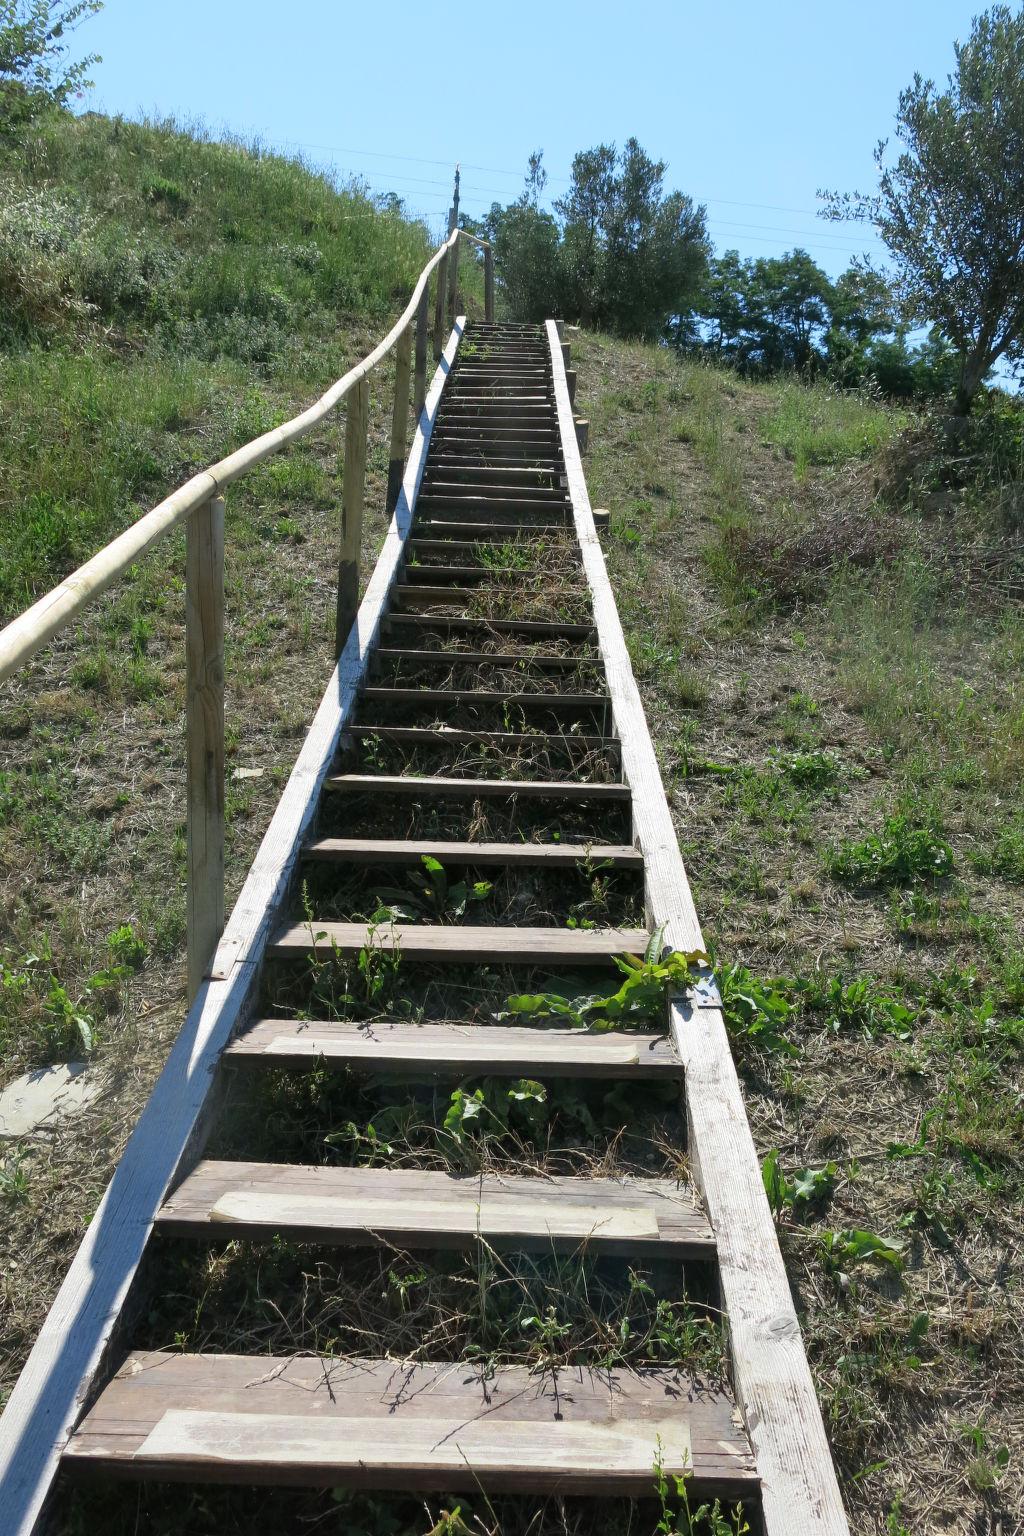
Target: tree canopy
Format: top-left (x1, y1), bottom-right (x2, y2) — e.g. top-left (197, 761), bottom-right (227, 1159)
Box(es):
top-left (824, 2), bottom-right (1024, 414)
top-left (0, 0), bottom-right (101, 131)
top-left (480, 140), bottom-right (710, 342)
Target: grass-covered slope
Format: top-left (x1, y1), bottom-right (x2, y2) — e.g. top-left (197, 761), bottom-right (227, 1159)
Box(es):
top-left (577, 332), bottom-right (1023, 1536)
top-left (0, 111), bottom-right (436, 611)
top-left (0, 111), bottom-right (479, 1402)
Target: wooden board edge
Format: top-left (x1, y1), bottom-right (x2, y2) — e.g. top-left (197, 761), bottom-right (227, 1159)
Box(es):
top-left (545, 320), bottom-right (850, 1536)
top-left (0, 323), bottom-right (467, 1536)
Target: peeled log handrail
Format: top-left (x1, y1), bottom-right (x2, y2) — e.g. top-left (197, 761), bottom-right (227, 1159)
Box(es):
top-left (0, 218), bottom-right (493, 999)
top-left (0, 226), bottom-right (484, 686)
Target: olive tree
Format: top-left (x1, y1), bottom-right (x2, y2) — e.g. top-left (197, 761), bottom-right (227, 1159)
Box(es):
top-left (825, 4), bottom-right (1024, 414)
top-left (1, 0), bottom-right (101, 130)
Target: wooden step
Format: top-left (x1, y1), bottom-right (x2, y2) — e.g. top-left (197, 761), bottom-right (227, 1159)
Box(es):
top-left (302, 836), bottom-right (641, 868)
top-left (64, 1352), bottom-right (756, 1495)
top-left (157, 1162), bottom-right (708, 1256)
top-left (323, 773), bottom-right (630, 802)
top-left (268, 920), bottom-right (648, 964)
top-left (226, 1018), bottom-right (678, 1077)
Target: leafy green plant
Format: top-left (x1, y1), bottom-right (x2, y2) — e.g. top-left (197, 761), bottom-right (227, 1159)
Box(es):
top-left (443, 1077), bottom-right (548, 1158)
top-left (503, 932), bottom-right (707, 1031)
top-left (777, 748), bottom-right (844, 790)
top-left (0, 1151), bottom-right (31, 1204)
top-left (373, 855), bottom-right (491, 923)
top-left (826, 813), bottom-right (954, 887)
top-left (653, 1446), bottom-right (750, 1535)
top-left (761, 1149), bottom-right (837, 1217)
top-left (800, 974), bottom-right (916, 1039)
top-left (820, 1228), bottom-right (905, 1289)
top-left (716, 962), bottom-right (798, 1055)
top-left (960, 1421), bottom-right (1010, 1493)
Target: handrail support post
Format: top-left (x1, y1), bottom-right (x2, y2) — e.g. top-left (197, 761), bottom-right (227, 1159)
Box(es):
top-left (386, 323), bottom-right (413, 515)
top-left (336, 377), bottom-right (370, 656)
top-left (185, 493), bottom-right (226, 1004)
top-left (484, 245), bottom-right (495, 324)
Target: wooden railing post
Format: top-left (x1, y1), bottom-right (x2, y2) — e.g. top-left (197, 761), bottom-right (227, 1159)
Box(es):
top-left (386, 322), bottom-right (413, 515)
top-left (484, 244), bottom-right (495, 323)
top-left (185, 494), bottom-right (225, 1004)
top-left (336, 377), bottom-right (369, 656)
top-left (433, 251), bottom-right (449, 359)
top-left (414, 283), bottom-right (430, 419)
top-left (447, 233), bottom-right (461, 324)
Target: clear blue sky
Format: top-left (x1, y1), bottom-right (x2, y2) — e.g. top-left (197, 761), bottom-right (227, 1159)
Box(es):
top-left (77, 0), bottom-right (985, 279)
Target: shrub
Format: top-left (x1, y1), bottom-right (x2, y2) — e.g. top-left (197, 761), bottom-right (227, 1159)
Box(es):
top-left (826, 813), bottom-right (954, 887)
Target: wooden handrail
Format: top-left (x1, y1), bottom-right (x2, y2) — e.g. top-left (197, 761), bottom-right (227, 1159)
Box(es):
top-left (0, 222), bottom-right (494, 996)
top-left (0, 227), bottom-right (489, 685)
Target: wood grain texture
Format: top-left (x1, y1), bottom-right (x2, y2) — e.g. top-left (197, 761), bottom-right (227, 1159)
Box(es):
top-left (336, 376), bottom-right (369, 657)
top-left (386, 322), bottom-right (413, 515)
top-left (546, 320), bottom-right (849, 1534)
top-left (64, 1353), bottom-right (756, 1494)
top-left (158, 1162), bottom-right (712, 1256)
top-left (184, 495), bottom-right (225, 1002)
top-left (0, 323), bottom-right (468, 1536)
top-left (225, 1017), bottom-right (679, 1077)
top-left (301, 837), bottom-right (641, 868)
top-left (268, 921), bottom-right (649, 965)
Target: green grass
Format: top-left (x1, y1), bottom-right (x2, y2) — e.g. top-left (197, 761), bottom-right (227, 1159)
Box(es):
top-left (573, 324), bottom-right (1024, 1533)
top-left (0, 110), bottom-right (486, 616)
top-left (759, 379), bottom-right (904, 478)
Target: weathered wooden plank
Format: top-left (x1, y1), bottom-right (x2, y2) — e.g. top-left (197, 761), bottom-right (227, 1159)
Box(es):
top-left (184, 494), bottom-right (226, 1004)
top-left (336, 376), bottom-right (369, 657)
top-left (226, 1017), bottom-right (678, 1077)
top-left (157, 1162), bottom-right (709, 1257)
top-left (323, 773), bottom-right (630, 802)
top-left (268, 920), bottom-right (649, 965)
top-left (64, 1353), bottom-right (756, 1495)
top-left (385, 321), bottom-right (413, 515)
top-left (302, 836), bottom-right (641, 867)
top-left (546, 319), bottom-right (849, 1535)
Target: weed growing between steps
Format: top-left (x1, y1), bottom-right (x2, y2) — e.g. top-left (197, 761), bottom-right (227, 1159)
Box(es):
top-left (375, 656), bottom-right (607, 693)
top-left (57, 1485), bottom-right (755, 1536)
top-left (210, 1061), bottom-right (685, 1179)
top-left (316, 788), bottom-right (633, 846)
top-left (294, 856), bottom-right (644, 931)
top-left (340, 735), bottom-right (621, 781)
top-left (577, 329), bottom-right (1024, 1534)
top-left (130, 1240), bottom-right (719, 1373)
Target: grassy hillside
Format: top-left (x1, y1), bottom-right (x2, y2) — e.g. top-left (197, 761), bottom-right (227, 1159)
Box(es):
top-left (577, 333), bottom-right (1023, 1535)
top-left (0, 111), bottom-right (482, 1400)
top-left (2, 108), bottom-right (1021, 1536)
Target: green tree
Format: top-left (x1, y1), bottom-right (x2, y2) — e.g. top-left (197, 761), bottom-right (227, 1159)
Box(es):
top-left (555, 138), bottom-right (709, 339)
top-left (0, 1), bottom-right (101, 131)
top-left (824, 4), bottom-right (1024, 414)
top-left (482, 151), bottom-right (560, 322)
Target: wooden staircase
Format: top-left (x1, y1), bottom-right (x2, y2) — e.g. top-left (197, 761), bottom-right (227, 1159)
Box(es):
top-left (0, 320), bottom-right (849, 1534)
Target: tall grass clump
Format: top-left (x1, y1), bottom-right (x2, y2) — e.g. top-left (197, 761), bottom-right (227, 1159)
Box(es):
top-left (761, 379), bottom-right (904, 478)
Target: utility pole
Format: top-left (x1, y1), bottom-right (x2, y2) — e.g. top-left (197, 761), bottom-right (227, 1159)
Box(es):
top-left (449, 163), bottom-right (460, 235)
top-left (446, 164), bottom-right (461, 323)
